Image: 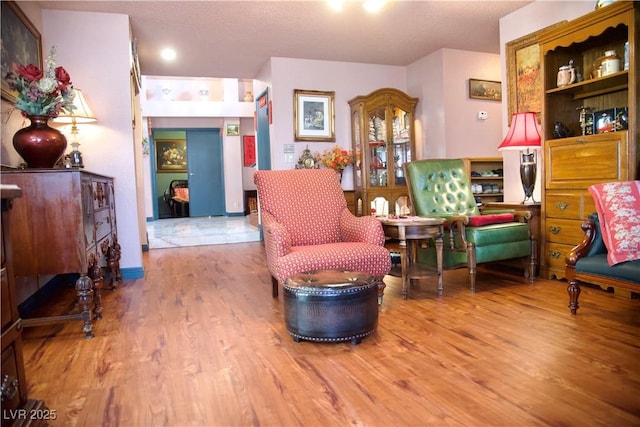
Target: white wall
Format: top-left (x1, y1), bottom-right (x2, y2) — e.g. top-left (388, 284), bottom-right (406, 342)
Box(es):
top-left (269, 57), bottom-right (406, 190)
top-left (42, 10), bottom-right (143, 275)
top-left (407, 48), bottom-right (503, 160)
top-left (499, 1), bottom-right (594, 202)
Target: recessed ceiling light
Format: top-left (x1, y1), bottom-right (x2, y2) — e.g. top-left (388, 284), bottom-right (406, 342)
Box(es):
top-left (363, 0), bottom-right (386, 12)
top-left (161, 48), bottom-right (177, 61)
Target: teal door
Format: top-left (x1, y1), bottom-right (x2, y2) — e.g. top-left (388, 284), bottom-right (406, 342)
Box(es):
top-left (256, 91), bottom-right (271, 170)
top-left (187, 129), bottom-right (224, 216)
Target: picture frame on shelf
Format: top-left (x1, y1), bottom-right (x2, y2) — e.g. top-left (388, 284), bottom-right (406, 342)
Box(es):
top-left (1, 1), bottom-right (42, 102)
top-left (506, 22), bottom-right (566, 118)
top-left (468, 79), bottom-right (502, 101)
top-left (155, 139), bottom-right (187, 173)
top-left (294, 89), bottom-right (335, 142)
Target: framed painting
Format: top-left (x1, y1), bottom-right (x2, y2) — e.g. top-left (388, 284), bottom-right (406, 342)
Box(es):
top-left (294, 89), bottom-right (335, 142)
top-left (1, 1), bottom-right (43, 102)
top-left (155, 139), bottom-right (187, 173)
top-left (243, 135), bottom-right (256, 167)
top-left (226, 123), bottom-right (239, 136)
top-left (506, 22), bottom-right (566, 118)
top-left (469, 79), bottom-right (502, 101)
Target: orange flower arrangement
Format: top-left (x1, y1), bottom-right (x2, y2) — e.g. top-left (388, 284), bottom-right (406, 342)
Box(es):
top-left (317, 145), bottom-right (353, 170)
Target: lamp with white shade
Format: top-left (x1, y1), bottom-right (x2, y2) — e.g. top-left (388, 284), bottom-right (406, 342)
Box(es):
top-left (498, 111), bottom-right (542, 204)
top-left (52, 88), bottom-right (96, 168)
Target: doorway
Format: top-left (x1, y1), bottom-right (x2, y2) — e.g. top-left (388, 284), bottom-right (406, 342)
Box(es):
top-left (153, 128), bottom-right (224, 218)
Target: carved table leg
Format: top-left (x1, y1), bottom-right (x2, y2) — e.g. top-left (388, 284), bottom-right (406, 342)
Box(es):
top-left (567, 280), bottom-right (581, 315)
top-left (75, 274), bottom-right (94, 339)
top-left (109, 236), bottom-right (122, 289)
top-left (90, 258), bottom-right (104, 321)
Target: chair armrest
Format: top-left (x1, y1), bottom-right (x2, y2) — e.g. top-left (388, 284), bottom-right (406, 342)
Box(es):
top-left (481, 209), bottom-right (532, 222)
top-left (339, 209), bottom-right (386, 246)
top-left (566, 219), bottom-right (597, 267)
top-left (261, 211), bottom-right (292, 259)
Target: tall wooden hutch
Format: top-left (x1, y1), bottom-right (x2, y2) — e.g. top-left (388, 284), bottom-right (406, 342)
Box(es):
top-left (348, 88), bottom-right (418, 216)
top-left (538, 1), bottom-right (638, 279)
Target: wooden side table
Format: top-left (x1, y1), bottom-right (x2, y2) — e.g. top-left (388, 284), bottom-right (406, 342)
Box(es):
top-left (379, 217), bottom-right (445, 299)
top-left (483, 201), bottom-right (541, 275)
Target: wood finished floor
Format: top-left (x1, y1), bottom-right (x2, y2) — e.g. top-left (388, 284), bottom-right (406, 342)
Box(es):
top-left (20, 242), bottom-right (640, 426)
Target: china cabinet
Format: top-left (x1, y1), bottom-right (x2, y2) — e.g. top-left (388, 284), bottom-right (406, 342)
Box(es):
top-left (348, 88), bottom-right (418, 216)
top-left (538, 1), bottom-right (638, 279)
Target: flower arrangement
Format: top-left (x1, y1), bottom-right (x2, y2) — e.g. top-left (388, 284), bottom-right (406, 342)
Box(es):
top-left (5, 46), bottom-right (75, 118)
top-left (317, 145), bottom-right (354, 170)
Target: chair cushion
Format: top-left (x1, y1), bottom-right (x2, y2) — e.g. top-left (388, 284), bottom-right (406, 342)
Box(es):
top-left (588, 181), bottom-right (640, 266)
top-left (468, 213), bottom-right (514, 227)
top-left (275, 242), bottom-right (392, 280)
top-left (576, 253), bottom-right (640, 284)
top-left (173, 187), bottom-right (189, 201)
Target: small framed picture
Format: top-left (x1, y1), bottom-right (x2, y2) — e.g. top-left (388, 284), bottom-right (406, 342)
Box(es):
top-left (155, 139), bottom-right (187, 173)
top-left (294, 89), bottom-right (335, 142)
top-left (594, 109), bottom-right (615, 134)
top-left (468, 79), bottom-right (502, 101)
top-left (226, 123), bottom-right (239, 136)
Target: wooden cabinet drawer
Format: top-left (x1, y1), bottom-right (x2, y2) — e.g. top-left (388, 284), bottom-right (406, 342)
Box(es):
top-left (545, 192), bottom-right (583, 218)
top-left (94, 209), bottom-right (112, 242)
top-left (543, 241), bottom-right (574, 277)
top-left (545, 132), bottom-right (628, 189)
top-left (544, 218), bottom-right (588, 245)
top-left (1, 329), bottom-right (23, 414)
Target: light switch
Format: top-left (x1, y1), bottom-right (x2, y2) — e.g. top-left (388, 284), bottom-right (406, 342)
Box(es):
top-left (478, 111), bottom-right (488, 120)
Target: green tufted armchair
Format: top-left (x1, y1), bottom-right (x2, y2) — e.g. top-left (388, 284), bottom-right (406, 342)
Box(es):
top-left (404, 159), bottom-right (536, 291)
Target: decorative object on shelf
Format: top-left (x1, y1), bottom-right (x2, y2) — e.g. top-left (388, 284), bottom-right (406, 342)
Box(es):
top-left (295, 146), bottom-right (318, 169)
top-left (615, 107), bottom-right (628, 130)
top-left (594, 109), bottom-right (616, 133)
top-left (577, 106), bottom-right (594, 135)
top-left (557, 63), bottom-right (576, 87)
top-left (599, 50), bottom-right (621, 76)
top-left (498, 112), bottom-right (542, 204)
top-left (52, 89), bottom-right (96, 168)
top-left (553, 121), bottom-right (571, 138)
top-left (6, 46), bottom-right (76, 168)
top-left (293, 89), bottom-right (335, 142)
top-left (1, 1), bottom-right (42, 102)
top-left (244, 91), bottom-right (253, 102)
top-left (468, 79), bottom-right (502, 101)
top-left (316, 145), bottom-right (353, 171)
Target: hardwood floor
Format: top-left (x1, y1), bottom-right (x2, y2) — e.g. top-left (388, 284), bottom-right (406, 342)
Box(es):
top-left (20, 243), bottom-right (640, 426)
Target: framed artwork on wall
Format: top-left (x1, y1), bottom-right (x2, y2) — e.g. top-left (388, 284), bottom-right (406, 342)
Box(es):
top-left (506, 22), bottom-right (566, 118)
top-left (468, 79), bottom-right (502, 101)
top-left (155, 139), bottom-right (187, 173)
top-left (1, 1), bottom-right (43, 102)
top-left (294, 89), bottom-right (335, 142)
top-left (226, 123), bottom-right (240, 136)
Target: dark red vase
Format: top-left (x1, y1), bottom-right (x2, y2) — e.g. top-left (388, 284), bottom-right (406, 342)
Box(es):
top-left (13, 115), bottom-right (67, 168)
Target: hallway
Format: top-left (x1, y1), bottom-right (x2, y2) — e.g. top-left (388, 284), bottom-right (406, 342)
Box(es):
top-left (146, 216), bottom-right (260, 249)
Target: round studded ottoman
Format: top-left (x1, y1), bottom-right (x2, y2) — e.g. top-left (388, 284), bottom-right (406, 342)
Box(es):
top-left (283, 269), bottom-right (379, 345)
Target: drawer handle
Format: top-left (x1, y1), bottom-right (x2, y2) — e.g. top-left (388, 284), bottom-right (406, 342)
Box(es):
top-left (95, 221), bottom-right (104, 227)
top-left (556, 202), bottom-right (568, 210)
top-left (550, 251), bottom-right (562, 260)
top-left (1, 374), bottom-right (19, 401)
top-left (549, 226), bottom-right (561, 234)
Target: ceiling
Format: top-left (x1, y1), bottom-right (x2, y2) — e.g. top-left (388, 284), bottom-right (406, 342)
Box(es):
top-left (35, 0), bottom-right (533, 79)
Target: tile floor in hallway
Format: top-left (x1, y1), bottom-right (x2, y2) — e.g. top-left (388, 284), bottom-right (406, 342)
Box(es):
top-left (146, 215), bottom-right (261, 249)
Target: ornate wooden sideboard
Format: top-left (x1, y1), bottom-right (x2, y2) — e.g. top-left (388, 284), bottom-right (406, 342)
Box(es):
top-left (1, 170), bottom-right (121, 339)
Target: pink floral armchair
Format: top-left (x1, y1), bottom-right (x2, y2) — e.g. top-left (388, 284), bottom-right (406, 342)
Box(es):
top-left (254, 169), bottom-right (391, 303)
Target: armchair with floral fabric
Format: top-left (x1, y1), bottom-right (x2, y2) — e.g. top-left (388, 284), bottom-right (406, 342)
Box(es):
top-left (404, 158), bottom-right (536, 291)
top-left (253, 169), bottom-right (391, 303)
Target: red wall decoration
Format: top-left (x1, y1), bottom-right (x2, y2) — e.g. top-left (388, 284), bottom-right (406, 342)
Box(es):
top-left (243, 135), bottom-right (256, 167)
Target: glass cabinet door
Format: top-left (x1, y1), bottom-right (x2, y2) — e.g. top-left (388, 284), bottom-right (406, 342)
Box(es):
top-left (391, 106), bottom-right (411, 186)
top-left (368, 107), bottom-right (388, 187)
top-left (352, 110), bottom-right (362, 192)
